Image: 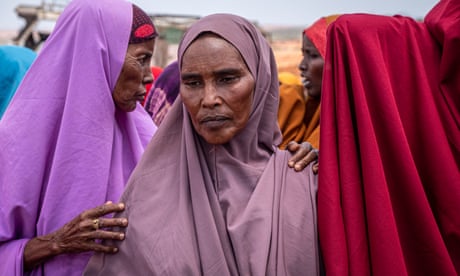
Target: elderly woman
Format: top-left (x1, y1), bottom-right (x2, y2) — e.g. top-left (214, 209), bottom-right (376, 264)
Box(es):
top-left (84, 13), bottom-right (321, 275)
top-left (0, 0), bottom-right (158, 274)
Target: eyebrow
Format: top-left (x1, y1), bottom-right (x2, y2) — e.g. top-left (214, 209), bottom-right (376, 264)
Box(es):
top-left (214, 68), bottom-right (242, 75)
top-left (181, 68), bottom-right (243, 79)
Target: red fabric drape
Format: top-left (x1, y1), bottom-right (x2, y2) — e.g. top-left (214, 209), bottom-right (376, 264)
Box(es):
top-left (318, 1), bottom-right (460, 275)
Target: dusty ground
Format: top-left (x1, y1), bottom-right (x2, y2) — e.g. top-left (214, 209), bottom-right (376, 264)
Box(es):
top-left (271, 39), bottom-right (302, 76)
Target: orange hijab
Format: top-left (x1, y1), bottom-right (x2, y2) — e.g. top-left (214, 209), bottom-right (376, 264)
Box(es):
top-left (277, 72), bottom-right (307, 149)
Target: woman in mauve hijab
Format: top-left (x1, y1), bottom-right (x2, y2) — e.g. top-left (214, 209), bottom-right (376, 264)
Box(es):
top-left (85, 13), bottom-right (321, 276)
top-left (0, 0), bottom-right (159, 274)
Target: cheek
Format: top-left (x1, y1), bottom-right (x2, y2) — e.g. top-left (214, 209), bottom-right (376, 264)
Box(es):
top-left (312, 61), bottom-right (324, 80)
top-left (119, 69), bottom-right (141, 93)
top-left (180, 91), bottom-right (204, 130)
top-left (180, 90), bottom-right (200, 114)
top-left (231, 89), bottom-right (253, 125)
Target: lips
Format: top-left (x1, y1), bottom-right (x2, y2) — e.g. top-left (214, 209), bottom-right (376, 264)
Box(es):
top-left (302, 77), bottom-right (311, 88)
top-left (200, 115), bottom-right (228, 123)
top-left (135, 91), bottom-right (147, 101)
top-left (199, 115), bottom-right (230, 128)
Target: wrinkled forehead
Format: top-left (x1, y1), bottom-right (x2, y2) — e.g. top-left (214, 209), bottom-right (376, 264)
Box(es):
top-left (181, 32), bottom-right (247, 66)
top-left (178, 14), bottom-right (259, 77)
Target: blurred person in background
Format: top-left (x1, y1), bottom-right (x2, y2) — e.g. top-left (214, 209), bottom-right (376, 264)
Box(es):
top-left (144, 61), bottom-right (180, 125)
top-left (0, 45), bottom-right (36, 119)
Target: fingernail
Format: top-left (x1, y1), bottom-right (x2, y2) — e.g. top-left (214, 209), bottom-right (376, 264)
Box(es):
top-left (113, 248), bottom-right (118, 253)
top-left (105, 201), bottom-right (113, 204)
top-left (122, 219), bottom-right (128, 225)
top-left (118, 203), bottom-right (125, 208)
top-left (288, 161), bottom-right (294, 167)
top-left (119, 233), bottom-right (125, 240)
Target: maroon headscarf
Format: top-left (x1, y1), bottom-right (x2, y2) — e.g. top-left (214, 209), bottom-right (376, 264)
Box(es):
top-left (84, 13), bottom-right (319, 276)
top-left (318, 0), bottom-right (460, 275)
top-left (129, 4), bottom-right (158, 44)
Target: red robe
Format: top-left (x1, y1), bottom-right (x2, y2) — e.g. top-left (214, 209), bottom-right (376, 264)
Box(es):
top-left (318, 0), bottom-right (460, 275)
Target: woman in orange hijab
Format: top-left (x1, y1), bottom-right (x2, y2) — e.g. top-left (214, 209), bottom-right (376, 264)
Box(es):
top-left (277, 15), bottom-right (340, 149)
top-left (299, 15), bottom-right (340, 149)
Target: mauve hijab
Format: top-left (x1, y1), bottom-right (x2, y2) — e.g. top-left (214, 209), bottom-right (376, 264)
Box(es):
top-left (0, 0), bottom-right (156, 275)
top-left (85, 13), bottom-right (319, 276)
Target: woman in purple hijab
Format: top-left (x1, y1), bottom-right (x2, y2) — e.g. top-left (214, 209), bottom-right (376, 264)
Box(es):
top-left (85, 13), bottom-right (320, 275)
top-left (0, 0), bottom-right (158, 275)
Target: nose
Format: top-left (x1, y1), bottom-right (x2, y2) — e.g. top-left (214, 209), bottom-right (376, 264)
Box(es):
top-left (142, 65), bottom-right (154, 87)
top-left (298, 56), bottom-right (309, 73)
top-left (202, 83), bottom-right (221, 108)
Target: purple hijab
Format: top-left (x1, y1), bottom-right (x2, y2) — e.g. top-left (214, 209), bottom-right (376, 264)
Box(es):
top-left (85, 13), bottom-right (319, 275)
top-left (0, 0), bottom-right (156, 275)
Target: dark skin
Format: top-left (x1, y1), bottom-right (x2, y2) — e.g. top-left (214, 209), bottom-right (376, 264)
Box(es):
top-left (287, 141), bottom-right (319, 174)
top-left (23, 39), bottom-right (156, 272)
top-left (23, 202), bottom-right (127, 271)
top-left (180, 34), bottom-right (318, 174)
top-left (287, 33), bottom-right (323, 172)
top-left (299, 33), bottom-right (324, 100)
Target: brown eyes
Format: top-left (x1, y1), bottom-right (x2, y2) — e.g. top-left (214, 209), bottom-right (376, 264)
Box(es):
top-left (137, 55), bottom-right (150, 66)
top-left (183, 76), bottom-right (239, 89)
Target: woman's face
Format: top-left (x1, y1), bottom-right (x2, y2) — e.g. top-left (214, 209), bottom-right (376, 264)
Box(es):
top-left (113, 39), bottom-right (155, 112)
top-left (180, 34), bottom-right (255, 145)
top-left (298, 33), bottom-right (324, 99)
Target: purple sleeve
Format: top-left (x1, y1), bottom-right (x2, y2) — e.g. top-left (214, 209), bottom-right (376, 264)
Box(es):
top-left (0, 237), bottom-right (28, 276)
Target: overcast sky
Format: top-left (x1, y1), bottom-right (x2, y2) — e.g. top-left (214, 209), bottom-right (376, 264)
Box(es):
top-left (1, 0), bottom-right (439, 30)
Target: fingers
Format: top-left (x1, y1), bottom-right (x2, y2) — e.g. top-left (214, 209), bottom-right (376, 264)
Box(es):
top-left (312, 162), bottom-right (319, 174)
top-left (81, 202), bottom-right (126, 220)
top-left (293, 147), bottom-right (319, 172)
top-left (300, 141), bottom-right (314, 152)
top-left (50, 203), bottom-right (129, 255)
top-left (92, 218), bottom-right (100, 230)
top-left (96, 217), bottom-right (128, 229)
top-left (287, 141), bottom-right (313, 168)
top-left (91, 243), bottom-right (120, 254)
top-left (286, 141), bottom-right (301, 152)
top-left (85, 229), bottom-right (125, 242)
top-left (77, 231), bottom-right (124, 254)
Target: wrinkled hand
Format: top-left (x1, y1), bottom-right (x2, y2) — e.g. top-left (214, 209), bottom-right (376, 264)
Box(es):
top-left (286, 141), bottom-right (319, 174)
top-left (48, 201), bottom-right (127, 254)
top-left (23, 201), bottom-right (128, 271)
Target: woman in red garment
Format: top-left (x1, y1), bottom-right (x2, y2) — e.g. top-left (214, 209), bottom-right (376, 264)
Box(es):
top-left (318, 0), bottom-right (460, 274)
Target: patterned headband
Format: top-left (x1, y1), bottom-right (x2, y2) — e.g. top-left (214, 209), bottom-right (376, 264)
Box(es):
top-left (130, 4), bottom-right (158, 44)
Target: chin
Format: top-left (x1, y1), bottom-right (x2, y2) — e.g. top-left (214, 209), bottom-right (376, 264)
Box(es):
top-left (201, 134), bottom-right (232, 145)
top-left (117, 104), bottom-right (137, 113)
top-left (307, 91), bottom-right (321, 100)
top-left (204, 138), bottom-right (229, 145)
